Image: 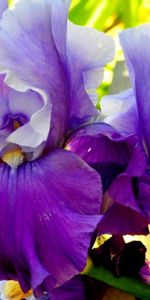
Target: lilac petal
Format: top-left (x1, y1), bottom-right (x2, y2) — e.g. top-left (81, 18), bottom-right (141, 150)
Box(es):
top-left (0, 0), bottom-right (68, 90)
top-left (0, 0), bottom-right (7, 18)
top-left (0, 75), bottom-right (44, 130)
top-left (49, 0), bottom-right (70, 62)
top-left (0, 149), bottom-right (102, 292)
top-left (0, 74), bottom-right (50, 152)
top-left (8, 89), bottom-right (43, 120)
top-left (120, 25), bottom-right (150, 156)
top-left (0, 0), bottom-right (70, 147)
top-left (67, 21), bottom-right (114, 120)
top-left (101, 89), bottom-right (140, 135)
top-left (7, 88), bottom-right (51, 149)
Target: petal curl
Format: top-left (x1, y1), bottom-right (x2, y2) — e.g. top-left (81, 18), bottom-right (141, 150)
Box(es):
top-left (120, 25), bottom-right (150, 156)
top-left (0, 149), bottom-right (102, 292)
top-left (7, 88), bottom-right (51, 149)
top-left (101, 89), bottom-right (140, 135)
top-left (8, 89), bottom-right (43, 120)
top-left (0, 75), bottom-right (51, 154)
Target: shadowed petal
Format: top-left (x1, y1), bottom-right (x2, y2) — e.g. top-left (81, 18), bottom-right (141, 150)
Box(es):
top-left (138, 175), bottom-right (150, 221)
top-left (120, 25), bottom-right (150, 156)
top-left (66, 123), bottom-right (146, 189)
top-left (66, 123), bottom-right (148, 233)
top-left (0, 149), bottom-right (102, 292)
top-left (99, 201), bottom-right (148, 235)
top-left (140, 261), bottom-right (150, 284)
top-left (42, 276), bottom-right (85, 300)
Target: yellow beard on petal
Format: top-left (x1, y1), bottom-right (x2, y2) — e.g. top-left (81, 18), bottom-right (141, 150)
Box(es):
top-left (2, 149), bottom-right (24, 169)
top-left (3, 281), bottom-right (32, 300)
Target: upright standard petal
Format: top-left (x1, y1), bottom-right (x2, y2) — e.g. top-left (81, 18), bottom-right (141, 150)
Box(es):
top-left (0, 0), bottom-right (115, 144)
top-left (0, 149), bottom-right (102, 292)
top-left (67, 21), bottom-right (115, 123)
top-left (120, 25), bottom-right (150, 156)
top-left (0, 0), bottom-right (70, 147)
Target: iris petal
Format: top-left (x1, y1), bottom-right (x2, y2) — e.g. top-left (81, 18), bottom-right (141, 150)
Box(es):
top-left (66, 123), bottom-right (148, 234)
top-left (67, 21), bottom-right (114, 121)
top-left (101, 89), bottom-right (140, 136)
top-left (0, 149), bottom-right (102, 291)
top-left (99, 202), bottom-right (148, 235)
top-left (0, 75), bottom-right (51, 153)
top-left (0, 0), bottom-right (7, 18)
top-left (0, 0), bottom-right (69, 147)
top-left (49, 275), bottom-right (85, 300)
top-left (120, 25), bottom-right (150, 156)
top-left (0, 0), bottom-right (115, 147)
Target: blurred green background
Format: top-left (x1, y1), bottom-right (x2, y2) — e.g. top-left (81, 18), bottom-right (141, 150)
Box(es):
top-left (69, 0), bottom-right (150, 30)
top-left (69, 0), bottom-right (150, 100)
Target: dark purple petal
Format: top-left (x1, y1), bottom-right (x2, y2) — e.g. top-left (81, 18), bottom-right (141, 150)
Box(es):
top-left (120, 25), bottom-right (150, 156)
top-left (66, 123), bottom-right (149, 234)
top-left (99, 202), bottom-right (148, 235)
top-left (138, 175), bottom-right (150, 221)
top-left (0, 0), bottom-right (7, 19)
top-left (0, 149), bottom-right (102, 292)
top-left (140, 261), bottom-right (150, 284)
top-left (66, 123), bottom-right (146, 189)
top-left (101, 89), bottom-right (140, 136)
top-left (48, 276), bottom-right (85, 300)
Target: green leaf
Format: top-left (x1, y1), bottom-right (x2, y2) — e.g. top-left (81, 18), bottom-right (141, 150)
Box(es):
top-left (84, 265), bottom-right (150, 300)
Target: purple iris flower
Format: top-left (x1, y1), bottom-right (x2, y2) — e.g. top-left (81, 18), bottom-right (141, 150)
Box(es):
top-left (36, 24), bottom-right (150, 300)
top-left (66, 26), bottom-right (150, 235)
top-left (0, 0), bottom-right (115, 294)
top-left (66, 117), bottom-right (149, 236)
top-left (100, 25), bottom-right (150, 224)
